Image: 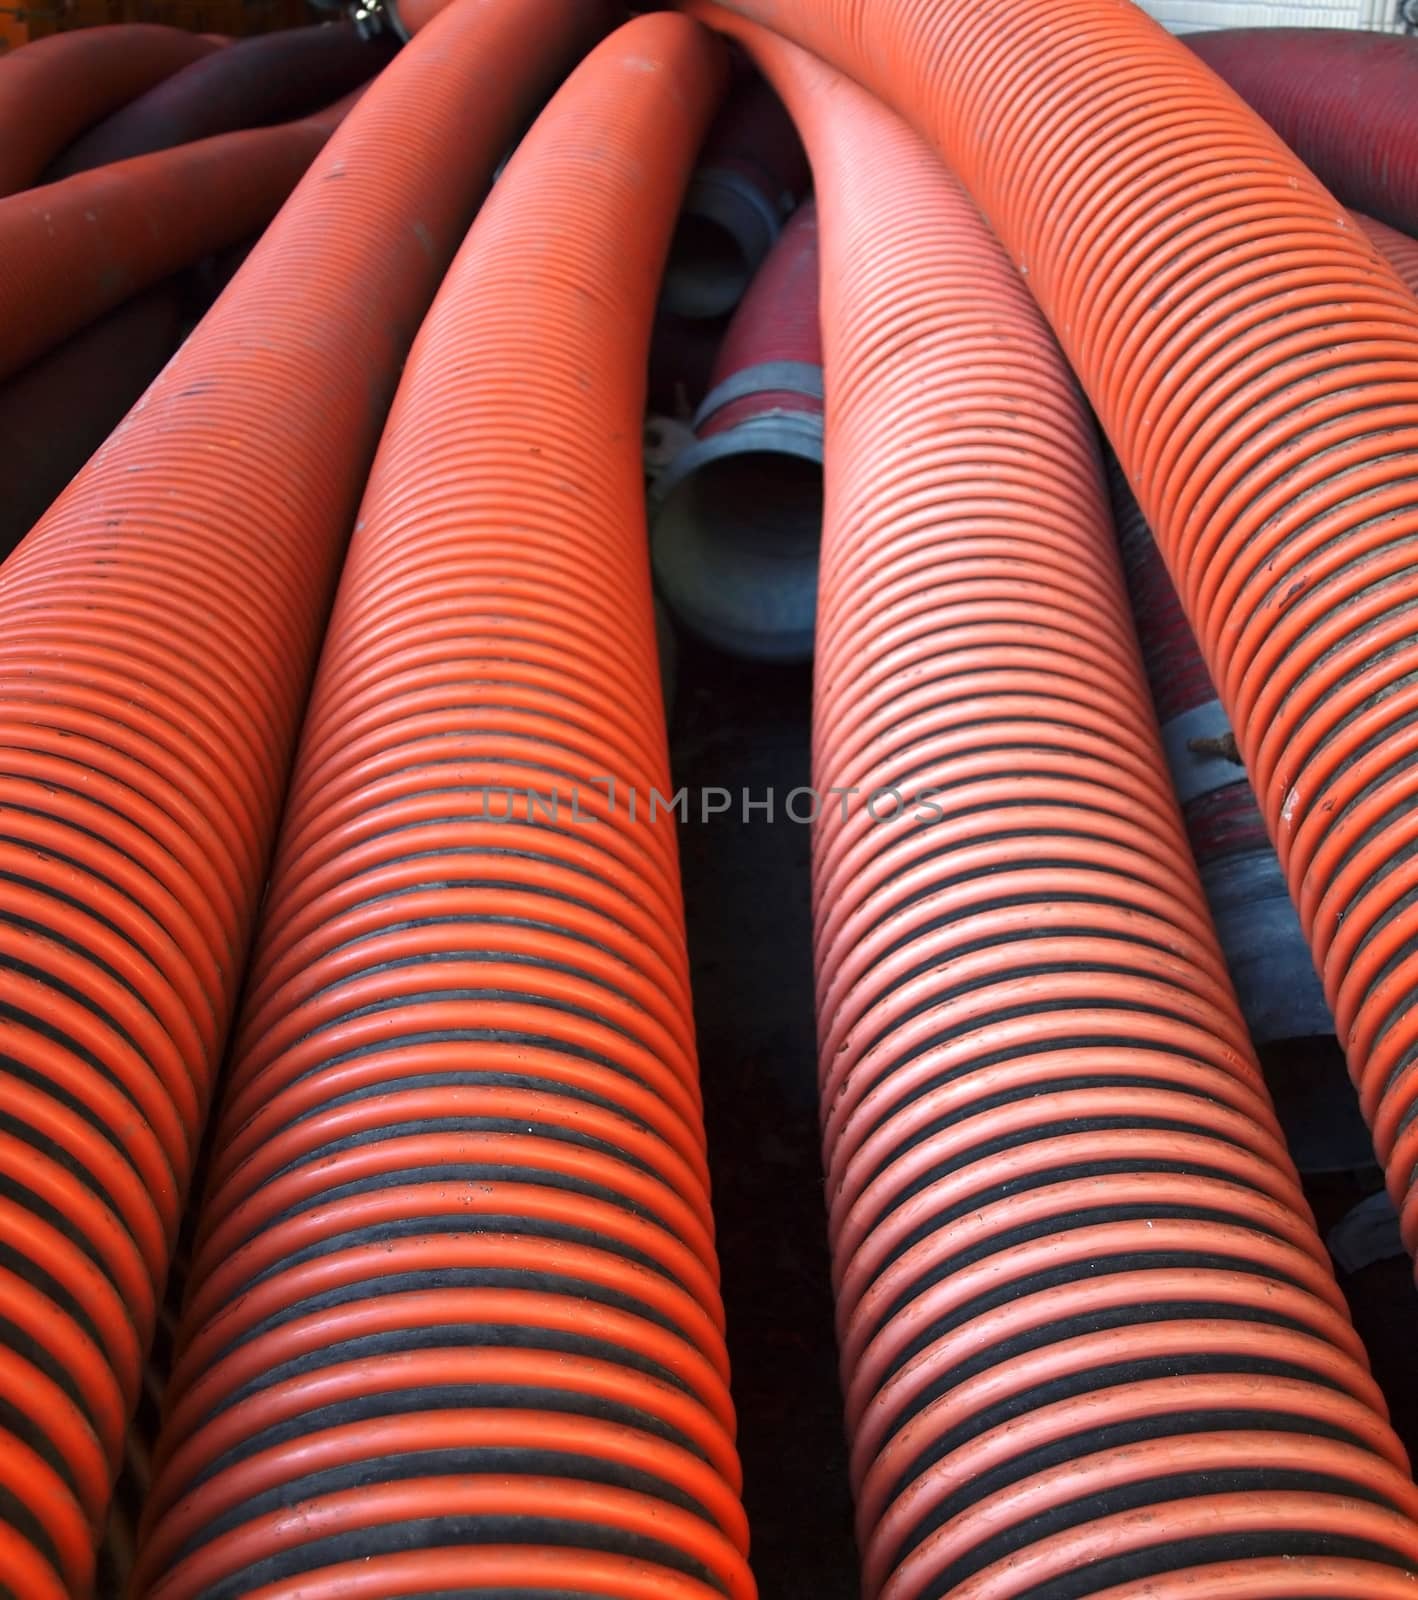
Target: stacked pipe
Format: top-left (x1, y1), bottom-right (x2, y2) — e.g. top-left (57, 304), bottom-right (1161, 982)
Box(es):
top-left (129, 14), bottom-right (757, 1598)
top-left (653, 198), bottom-right (822, 661)
top-left (700, 15), bottom-right (1418, 1598)
top-left (695, 0), bottom-right (1418, 1271)
top-left (0, 3), bottom-right (604, 1590)
top-left (0, 24), bottom-right (215, 196)
top-left (0, 99), bottom-right (352, 383)
top-left (46, 21), bottom-right (394, 178)
top-left (1107, 465), bottom-right (1378, 1174)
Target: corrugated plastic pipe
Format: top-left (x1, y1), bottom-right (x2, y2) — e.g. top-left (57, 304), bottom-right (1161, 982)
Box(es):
top-left (1103, 200), bottom-right (1418, 1173)
top-left (0, 3), bottom-right (604, 1594)
top-left (661, 71), bottom-right (809, 320)
top-left (0, 284), bottom-right (182, 566)
top-left (697, 12), bottom-right (1418, 1599)
top-left (47, 22), bottom-right (395, 179)
top-left (130, 14), bottom-right (752, 1600)
top-left (654, 198), bottom-right (822, 660)
top-left (0, 26), bottom-right (215, 198)
top-left (690, 0), bottom-right (1418, 1272)
top-left (0, 97), bottom-right (353, 383)
top-left (1186, 30), bottom-right (1418, 238)
top-left (1106, 467), bottom-right (1376, 1174)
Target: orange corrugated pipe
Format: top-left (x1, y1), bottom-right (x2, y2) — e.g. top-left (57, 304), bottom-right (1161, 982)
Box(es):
top-left (128, 13), bottom-right (751, 1599)
top-left (0, 3), bottom-right (604, 1594)
top-left (691, 0), bottom-right (1418, 1274)
top-left (693, 10), bottom-right (1418, 1598)
top-left (0, 100), bottom-right (350, 383)
top-left (0, 25), bottom-right (216, 197)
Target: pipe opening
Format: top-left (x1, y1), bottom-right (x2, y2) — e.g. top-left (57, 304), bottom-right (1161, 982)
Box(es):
top-left (654, 446), bottom-right (822, 661)
top-left (663, 213), bottom-right (754, 320)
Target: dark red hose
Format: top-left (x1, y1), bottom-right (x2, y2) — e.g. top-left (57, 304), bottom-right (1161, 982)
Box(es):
top-left (0, 284), bottom-right (182, 564)
top-left (697, 12), bottom-right (1418, 1599)
top-left (46, 22), bottom-right (395, 180)
top-left (0, 101), bottom-right (360, 383)
top-left (662, 71), bottom-right (809, 319)
top-left (1187, 29), bottom-right (1418, 238)
top-left (654, 197), bottom-right (821, 659)
top-left (130, 13), bottom-right (750, 1599)
top-left (0, 25), bottom-right (215, 198)
top-left (691, 0), bottom-right (1418, 1274)
top-left (0, 4), bottom-right (604, 1592)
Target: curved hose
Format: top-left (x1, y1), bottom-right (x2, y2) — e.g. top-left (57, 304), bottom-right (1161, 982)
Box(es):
top-left (130, 14), bottom-right (749, 1599)
top-left (0, 284), bottom-right (182, 564)
top-left (1186, 29), bottom-right (1418, 237)
top-left (654, 198), bottom-right (822, 660)
top-left (0, 4), bottom-right (603, 1592)
top-left (692, 0), bottom-right (1418, 1271)
top-left (1106, 465), bottom-right (1377, 1172)
top-left (1110, 195), bottom-right (1418, 1080)
top-left (0, 103), bottom-right (349, 383)
top-left (0, 25), bottom-right (215, 197)
top-left (47, 22), bottom-right (394, 179)
top-left (700, 14), bottom-right (1418, 1599)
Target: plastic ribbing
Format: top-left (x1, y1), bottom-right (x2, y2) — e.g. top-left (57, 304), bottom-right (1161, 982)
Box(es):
top-left (130, 14), bottom-right (754, 1600)
top-left (47, 22), bottom-right (394, 179)
top-left (1187, 29), bottom-right (1418, 237)
top-left (701, 14), bottom-right (1418, 1600)
top-left (689, 0), bottom-right (1418, 1271)
top-left (0, 2), bottom-right (604, 1592)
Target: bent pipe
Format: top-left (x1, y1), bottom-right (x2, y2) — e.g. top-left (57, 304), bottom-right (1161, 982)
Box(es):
top-left (1106, 202), bottom-right (1418, 1168)
top-left (47, 22), bottom-right (396, 180)
top-left (1186, 29), bottom-right (1418, 240)
top-left (1106, 466), bottom-right (1377, 1174)
top-left (0, 283), bottom-right (183, 566)
top-left (0, 101), bottom-right (351, 384)
top-left (654, 197), bottom-right (822, 661)
top-left (0, 3), bottom-right (605, 1594)
top-left (689, 0), bottom-right (1418, 1270)
top-left (0, 25), bottom-right (216, 198)
top-left (129, 15), bottom-right (751, 1600)
top-left (702, 16), bottom-right (1418, 1600)
top-left (661, 71), bottom-right (809, 320)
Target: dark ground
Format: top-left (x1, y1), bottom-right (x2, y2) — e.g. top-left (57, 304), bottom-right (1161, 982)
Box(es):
top-left (669, 633), bottom-right (860, 1598)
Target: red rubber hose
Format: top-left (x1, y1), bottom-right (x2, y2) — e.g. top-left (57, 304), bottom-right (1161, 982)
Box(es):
top-left (0, 4), bottom-right (604, 1593)
top-left (654, 198), bottom-right (822, 659)
top-left (691, 0), bottom-right (1418, 1272)
top-left (47, 23), bottom-right (395, 179)
top-left (130, 14), bottom-right (748, 1599)
top-left (0, 103), bottom-right (348, 383)
top-left (662, 71), bottom-right (809, 319)
top-left (0, 284), bottom-right (182, 565)
top-left (1186, 29), bottom-right (1418, 238)
top-left (698, 14), bottom-right (1418, 1599)
top-left (0, 25), bottom-right (215, 198)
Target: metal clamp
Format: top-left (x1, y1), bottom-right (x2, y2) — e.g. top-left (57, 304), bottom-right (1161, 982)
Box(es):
top-left (694, 361), bottom-right (825, 431)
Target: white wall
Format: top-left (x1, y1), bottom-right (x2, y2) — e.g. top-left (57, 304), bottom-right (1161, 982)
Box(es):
top-left (1143, 0), bottom-right (1404, 33)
